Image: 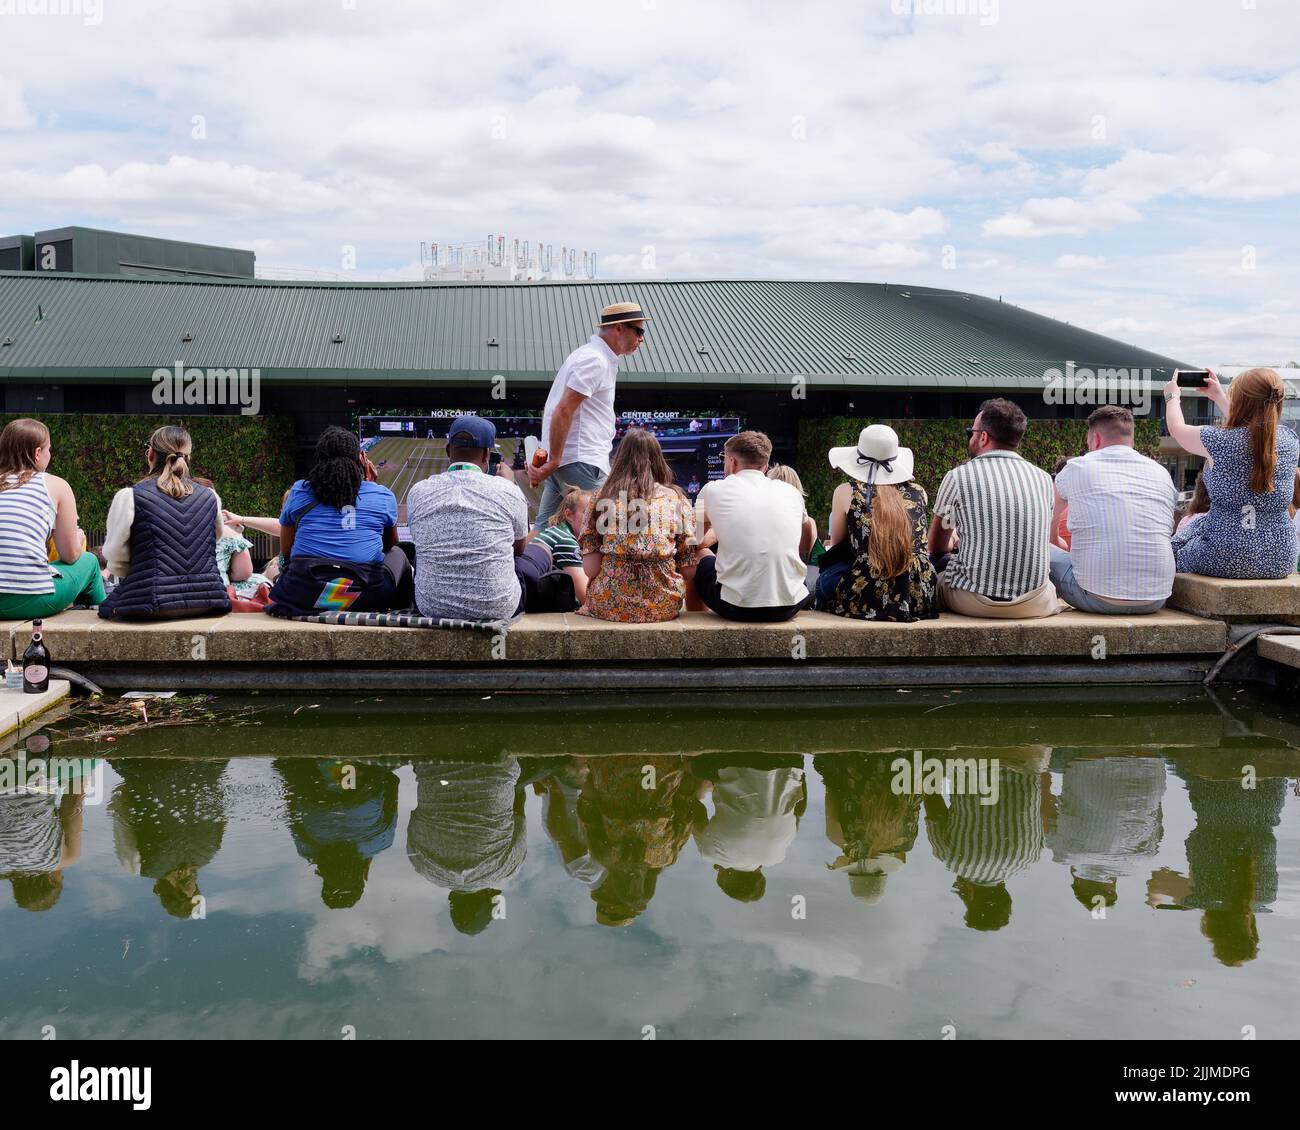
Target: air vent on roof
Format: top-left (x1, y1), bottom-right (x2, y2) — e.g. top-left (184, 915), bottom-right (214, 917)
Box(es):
top-left (332, 333), bottom-right (345, 344)
top-left (697, 346), bottom-right (710, 355)
top-left (181, 331), bottom-right (193, 342)
top-left (1, 337), bottom-right (13, 347)
top-left (966, 358), bottom-right (980, 364)
top-left (842, 354), bottom-right (858, 363)
top-left (486, 337), bottom-right (499, 347)
top-left (899, 292), bottom-right (912, 298)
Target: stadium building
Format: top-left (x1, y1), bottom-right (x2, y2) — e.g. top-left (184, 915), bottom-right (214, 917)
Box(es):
top-left (0, 255), bottom-right (1212, 467)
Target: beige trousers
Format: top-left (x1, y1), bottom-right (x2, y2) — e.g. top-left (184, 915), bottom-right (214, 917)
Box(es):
top-left (938, 577), bottom-right (1062, 619)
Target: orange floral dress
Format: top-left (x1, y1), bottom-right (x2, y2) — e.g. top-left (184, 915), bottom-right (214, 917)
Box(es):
top-left (578, 485), bottom-right (695, 622)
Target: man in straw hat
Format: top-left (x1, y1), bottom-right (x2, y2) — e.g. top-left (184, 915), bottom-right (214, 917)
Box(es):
top-left (529, 301), bottom-right (648, 527)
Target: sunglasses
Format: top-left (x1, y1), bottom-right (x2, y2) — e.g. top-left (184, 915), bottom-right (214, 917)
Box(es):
top-left (624, 323), bottom-right (646, 338)
top-left (965, 427), bottom-right (986, 437)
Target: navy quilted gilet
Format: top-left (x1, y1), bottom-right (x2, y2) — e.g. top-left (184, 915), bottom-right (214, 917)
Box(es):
top-left (98, 480), bottom-right (231, 619)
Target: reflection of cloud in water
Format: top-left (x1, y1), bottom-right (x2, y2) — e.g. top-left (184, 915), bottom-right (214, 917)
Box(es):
top-left (288, 766), bottom-right (949, 1036)
top-left (10, 751), bottom-right (1299, 1039)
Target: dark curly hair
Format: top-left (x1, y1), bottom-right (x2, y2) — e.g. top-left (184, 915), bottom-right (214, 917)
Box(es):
top-left (308, 426), bottom-right (363, 511)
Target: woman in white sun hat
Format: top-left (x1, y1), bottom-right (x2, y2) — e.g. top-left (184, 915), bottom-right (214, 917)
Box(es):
top-left (813, 424), bottom-right (938, 621)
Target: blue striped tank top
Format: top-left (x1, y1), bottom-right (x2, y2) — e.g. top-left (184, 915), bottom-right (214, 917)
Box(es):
top-left (0, 473), bottom-right (57, 595)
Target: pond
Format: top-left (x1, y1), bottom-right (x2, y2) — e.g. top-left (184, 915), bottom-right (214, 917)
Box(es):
top-left (1, 685), bottom-right (1298, 1040)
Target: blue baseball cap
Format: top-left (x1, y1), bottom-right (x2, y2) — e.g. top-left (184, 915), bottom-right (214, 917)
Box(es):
top-left (445, 415), bottom-right (497, 450)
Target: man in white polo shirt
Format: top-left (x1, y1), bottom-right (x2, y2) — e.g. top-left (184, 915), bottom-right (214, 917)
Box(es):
top-left (688, 430), bottom-right (812, 622)
top-left (528, 300), bottom-right (648, 527)
top-left (1050, 404), bottom-right (1177, 614)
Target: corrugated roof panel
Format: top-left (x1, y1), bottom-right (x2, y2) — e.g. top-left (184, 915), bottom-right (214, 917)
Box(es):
top-left (0, 274), bottom-right (1190, 387)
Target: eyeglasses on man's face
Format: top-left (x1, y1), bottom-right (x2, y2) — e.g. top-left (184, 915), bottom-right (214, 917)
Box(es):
top-left (965, 427), bottom-right (986, 438)
top-left (624, 323), bottom-right (646, 339)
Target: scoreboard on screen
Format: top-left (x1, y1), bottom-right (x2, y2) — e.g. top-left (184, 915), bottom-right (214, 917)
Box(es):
top-left (357, 413), bottom-right (741, 493)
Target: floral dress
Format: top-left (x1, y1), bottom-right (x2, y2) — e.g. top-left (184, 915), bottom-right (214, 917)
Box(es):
top-left (578, 485), bottom-right (696, 622)
top-left (820, 480), bottom-right (938, 622)
top-left (216, 533), bottom-right (273, 598)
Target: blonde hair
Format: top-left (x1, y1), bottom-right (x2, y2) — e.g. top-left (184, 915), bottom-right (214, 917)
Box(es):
top-left (147, 425), bottom-right (196, 500)
top-left (550, 486), bottom-right (592, 528)
top-left (1224, 368), bottom-right (1286, 494)
top-left (866, 484), bottom-right (912, 579)
top-left (766, 463), bottom-right (807, 497)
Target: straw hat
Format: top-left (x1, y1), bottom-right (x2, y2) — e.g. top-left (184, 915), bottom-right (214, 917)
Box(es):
top-left (828, 424), bottom-right (914, 485)
top-left (597, 301), bottom-right (650, 327)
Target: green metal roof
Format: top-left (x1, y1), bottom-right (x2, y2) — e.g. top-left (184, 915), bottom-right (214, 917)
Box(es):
top-left (0, 272), bottom-right (1188, 388)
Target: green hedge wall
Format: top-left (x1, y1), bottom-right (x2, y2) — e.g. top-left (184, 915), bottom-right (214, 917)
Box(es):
top-left (796, 417), bottom-right (1163, 530)
top-left (0, 413), bottom-right (297, 531)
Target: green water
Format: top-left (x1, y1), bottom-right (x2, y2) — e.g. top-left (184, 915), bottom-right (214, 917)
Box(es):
top-left (1, 686), bottom-right (1298, 1040)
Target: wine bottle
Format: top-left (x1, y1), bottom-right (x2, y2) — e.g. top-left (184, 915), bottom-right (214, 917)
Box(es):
top-left (23, 619), bottom-right (50, 694)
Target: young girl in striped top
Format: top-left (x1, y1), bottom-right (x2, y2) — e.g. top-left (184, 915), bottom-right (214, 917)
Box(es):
top-left (0, 418), bottom-right (105, 620)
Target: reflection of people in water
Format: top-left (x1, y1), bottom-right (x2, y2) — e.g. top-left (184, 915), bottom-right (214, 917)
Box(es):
top-left (0, 742), bottom-right (88, 912)
top-left (1147, 764), bottom-right (1285, 967)
top-left (817, 753), bottom-right (919, 905)
top-left (406, 757), bottom-right (526, 935)
top-left (694, 754), bottom-right (805, 903)
top-left (924, 748), bottom-right (1049, 931)
top-left (109, 759), bottom-right (228, 918)
top-left (1045, 752), bottom-right (1165, 911)
top-left (533, 758), bottom-right (606, 888)
top-left (576, 756), bottom-right (701, 927)
top-left (276, 759), bottom-right (399, 909)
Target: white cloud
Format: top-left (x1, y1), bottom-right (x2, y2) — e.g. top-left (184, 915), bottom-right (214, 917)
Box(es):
top-left (1055, 254), bottom-right (1106, 270)
top-left (0, 76), bottom-right (36, 130)
top-left (1096, 316), bottom-right (1158, 337)
top-left (0, 0), bottom-right (1296, 356)
top-left (983, 197), bottom-right (1142, 238)
top-left (1192, 147), bottom-right (1300, 201)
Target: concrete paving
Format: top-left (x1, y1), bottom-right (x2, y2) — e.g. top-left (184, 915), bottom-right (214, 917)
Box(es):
top-left (0, 680), bottom-right (72, 741)
top-left (1169, 573), bottom-right (1300, 623)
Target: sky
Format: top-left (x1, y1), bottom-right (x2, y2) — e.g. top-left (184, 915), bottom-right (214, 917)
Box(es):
top-left (0, 0), bottom-right (1297, 366)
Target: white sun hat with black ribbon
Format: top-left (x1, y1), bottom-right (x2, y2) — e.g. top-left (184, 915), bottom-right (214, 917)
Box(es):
top-left (828, 424), bottom-right (914, 490)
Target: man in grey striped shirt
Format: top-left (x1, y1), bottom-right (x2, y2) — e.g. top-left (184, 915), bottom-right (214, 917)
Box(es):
top-left (927, 399), bottom-right (1060, 618)
top-left (923, 748), bottom-right (1049, 932)
top-left (1049, 405), bottom-right (1176, 614)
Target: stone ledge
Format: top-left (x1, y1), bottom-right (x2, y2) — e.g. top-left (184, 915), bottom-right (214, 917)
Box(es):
top-left (0, 680), bottom-right (71, 741)
top-left (3, 608), bottom-right (1226, 666)
top-left (1257, 633), bottom-right (1300, 670)
top-left (1169, 572), bottom-right (1300, 623)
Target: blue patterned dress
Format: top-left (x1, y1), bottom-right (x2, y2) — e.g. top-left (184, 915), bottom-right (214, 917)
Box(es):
top-left (1172, 426), bottom-right (1299, 579)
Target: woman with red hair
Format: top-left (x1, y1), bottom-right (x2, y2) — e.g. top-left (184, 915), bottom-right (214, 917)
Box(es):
top-left (1165, 368), bottom-right (1299, 578)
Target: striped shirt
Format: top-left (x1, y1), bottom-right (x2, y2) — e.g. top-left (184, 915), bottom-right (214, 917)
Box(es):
top-left (534, 519), bottom-right (582, 569)
top-left (925, 765), bottom-right (1043, 887)
top-left (934, 450), bottom-right (1053, 598)
top-left (0, 473), bottom-right (57, 595)
top-left (1054, 446), bottom-right (1177, 600)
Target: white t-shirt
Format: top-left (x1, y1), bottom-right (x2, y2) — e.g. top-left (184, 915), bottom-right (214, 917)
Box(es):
top-left (695, 470), bottom-right (808, 608)
top-left (540, 334), bottom-right (620, 473)
top-left (407, 468), bottom-right (528, 622)
top-left (694, 766), bottom-right (805, 872)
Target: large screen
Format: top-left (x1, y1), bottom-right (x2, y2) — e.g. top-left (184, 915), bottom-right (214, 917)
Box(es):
top-left (358, 412), bottom-right (741, 529)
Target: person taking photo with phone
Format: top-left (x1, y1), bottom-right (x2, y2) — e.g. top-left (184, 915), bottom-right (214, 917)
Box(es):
top-left (1164, 367), bottom-right (1299, 579)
